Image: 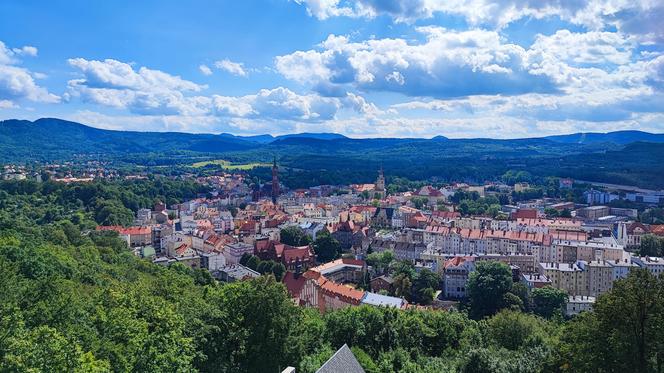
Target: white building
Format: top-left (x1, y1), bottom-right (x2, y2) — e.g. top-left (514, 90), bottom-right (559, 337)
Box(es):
top-left (565, 295), bottom-right (595, 317)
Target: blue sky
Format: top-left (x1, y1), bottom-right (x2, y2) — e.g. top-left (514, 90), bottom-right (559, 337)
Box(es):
top-left (0, 0), bottom-right (662, 138)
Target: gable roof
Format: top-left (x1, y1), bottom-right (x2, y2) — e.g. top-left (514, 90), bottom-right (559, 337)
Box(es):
top-left (316, 344), bottom-right (365, 373)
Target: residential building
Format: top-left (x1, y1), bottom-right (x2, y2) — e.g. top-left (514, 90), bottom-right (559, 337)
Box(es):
top-left (565, 295), bottom-right (595, 317)
top-left (443, 256), bottom-right (475, 299)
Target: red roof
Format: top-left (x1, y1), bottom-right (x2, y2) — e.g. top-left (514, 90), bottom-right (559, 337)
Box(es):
top-left (282, 272), bottom-right (306, 299)
top-left (512, 209), bottom-right (538, 219)
top-left (431, 211), bottom-right (460, 219)
top-left (444, 256), bottom-right (474, 269)
top-left (282, 246), bottom-right (314, 263)
top-left (425, 226), bottom-right (552, 245)
top-left (96, 225), bottom-right (151, 236)
top-left (650, 225), bottom-right (664, 236)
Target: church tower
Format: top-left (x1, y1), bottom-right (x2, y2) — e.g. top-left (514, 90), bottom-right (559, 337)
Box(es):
top-left (271, 157), bottom-right (279, 204)
top-left (374, 166), bottom-right (386, 198)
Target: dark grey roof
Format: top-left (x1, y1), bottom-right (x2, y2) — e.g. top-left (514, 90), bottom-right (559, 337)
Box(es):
top-left (316, 344), bottom-right (365, 373)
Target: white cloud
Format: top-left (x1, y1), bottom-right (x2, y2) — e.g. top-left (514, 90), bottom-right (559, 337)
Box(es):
top-left (12, 46), bottom-right (38, 57)
top-left (67, 58), bottom-right (209, 115)
top-left (0, 41), bottom-right (59, 105)
top-left (214, 58), bottom-right (248, 77)
top-left (199, 64), bottom-right (213, 76)
top-left (293, 0), bottom-right (664, 41)
top-left (212, 87), bottom-right (374, 121)
top-left (65, 58), bottom-right (376, 124)
top-left (276, 28), bottom-right (557, 98)
top-left (292, 0), bottom-right (358, 20)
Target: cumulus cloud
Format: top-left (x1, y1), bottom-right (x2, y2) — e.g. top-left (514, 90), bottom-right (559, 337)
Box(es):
top-left (214, 58), bottom-right (248, 77)
top-left (0, 41), bottom-right (59, 105)
top-left (212, 87), bottom-right (377, 121)
top-left (276, 28), bottom-right (558, 98)
top-left (199, 64), bottom-right (213, 76)
top-left (67, 58), bottom-right (210, 115)
top-left (12, 46), bottom-right (38, 57)
top-left (65, 57), bottom-right (375, 124)
top-left (293, 0), bottom-right (664, 41)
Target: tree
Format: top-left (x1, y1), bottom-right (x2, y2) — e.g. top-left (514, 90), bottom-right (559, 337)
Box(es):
top-left (639, 234), bottom-right (664, 257)
top-left (555, 269), bottom-right (664, 373)
top-left (544, 207), bottom-right (560, 218)
top-left (467, 261), bottom-right (513, 319)
top-left (487, 310), bottom-right (547, 351)
top-left (559, 208), bottom-right (572, 218)
top-left (280, 226), bottom-right (312, 246)
top-left (531, 287), bottom-right (567, 318)
top-left (393, 274), bottom-right (412, 299)
top-left (202, 276), bottom-right (301, 372)
top-left (313, 231), bottom-right (341, 263)
top-left (411, 197), bottom-right (428, 210)
top-left (366, 251), bottom-right (394, 275)
top-left (246, 255), bottom-right (260, 270)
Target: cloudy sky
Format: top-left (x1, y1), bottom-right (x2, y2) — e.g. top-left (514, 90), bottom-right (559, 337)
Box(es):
top-left (0, 0), bottom-right (663, 138)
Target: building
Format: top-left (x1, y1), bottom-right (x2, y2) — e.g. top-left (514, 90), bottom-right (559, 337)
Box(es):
top-left (521, 273), bottom-right (551, 290)
top-left (360, 292), bottom-right (405, 308)
top-left (223, 242), bottom-right (255, 264)
top-left (214, 264), bottom-right (260, 282)
top-left (315, 344), bottom-right (365, 373)
top-left (578, 260), bottom-right (613, 297)
top-left (632, 256), bottom-right (664, 276)
top-left (96, 225), bottom-right (152, 247)
top-left (370, 275), bottom-right (394, 293)
top-left (443, 256), bottom-right (475, 299)
top-left (565, 295), bottom-right (595, 317)
top-left (607, 258), bottom-right (639, 280)
top-left (576, 206), bottom-right (611, 220)
top-left (539, 262), bottom-right (588, 296)
top-left (393, 242), bottom-right (427, 262)
top-left (371, 207), bottom-right (395, 227)
top-left (617, 222), bottom-right (650, 248)
top-left (373, 167), bottom-right (386, 199)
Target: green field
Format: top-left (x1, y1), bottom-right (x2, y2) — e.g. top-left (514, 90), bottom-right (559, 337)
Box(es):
top-left (191, 159), bottom-right (270, 169)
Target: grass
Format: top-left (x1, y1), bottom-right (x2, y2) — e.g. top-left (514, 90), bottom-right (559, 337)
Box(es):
top-left (191, 159), bottom-right (270, 170)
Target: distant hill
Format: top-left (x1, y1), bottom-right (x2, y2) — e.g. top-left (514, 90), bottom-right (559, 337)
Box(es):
top-left (544, 130), bottom-right (664, 144)
top-left (2, 118), bottom-right (664, 188)
top-left (273, 132), bottom-right (348, 141)
top-left (0, 118), bottom-right (259, 160)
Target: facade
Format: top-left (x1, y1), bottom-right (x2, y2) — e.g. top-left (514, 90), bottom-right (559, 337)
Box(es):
top-left (521, 273), bottom-right (551, 290)
top-left (443, 256), bottom-right (475, 299)
top-left (539, 262), bottom-right (588, 296)
top-left (565, 296), bottom-right (595, 317)
top-left (632, 256), bottom-right (664, 276)
top-left (373, 167), bottom-right (386, 199)
top-left (223, 242), bottom-right (255, 264)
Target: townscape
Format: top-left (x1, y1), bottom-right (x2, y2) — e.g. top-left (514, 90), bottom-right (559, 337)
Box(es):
top-left (2, 0), bottom-right (664, 371)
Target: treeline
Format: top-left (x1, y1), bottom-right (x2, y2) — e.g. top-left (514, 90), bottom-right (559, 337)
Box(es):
top-left (0, 178), bottom-right (208, 227)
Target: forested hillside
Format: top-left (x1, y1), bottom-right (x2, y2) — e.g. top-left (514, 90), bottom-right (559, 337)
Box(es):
top-left (3, 118), bottom-right (664, 189)
top-left (0, 179), bottom-right (663, 372)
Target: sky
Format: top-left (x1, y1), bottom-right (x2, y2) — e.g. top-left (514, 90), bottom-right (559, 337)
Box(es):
top-left (0, 0), bottom-right (663, 138)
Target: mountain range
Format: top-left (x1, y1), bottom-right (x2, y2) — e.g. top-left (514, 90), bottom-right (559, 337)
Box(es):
top-left (2, 118), bottom-right (664, 189)
top-left (1, 118), bottom-right (663, 159)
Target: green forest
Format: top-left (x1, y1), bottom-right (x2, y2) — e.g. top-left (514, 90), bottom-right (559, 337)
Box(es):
top-left (1, 178), bottom-right (663, 372)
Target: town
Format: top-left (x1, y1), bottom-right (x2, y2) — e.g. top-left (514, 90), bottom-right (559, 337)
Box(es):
top-left (34, 159), bottom-right (659, 319)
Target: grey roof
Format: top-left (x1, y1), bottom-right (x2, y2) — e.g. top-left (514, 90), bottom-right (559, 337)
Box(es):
top-left (361, 292), bottom-right (404, 308)
top-left (316, 344), bottom-right (365, 373)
